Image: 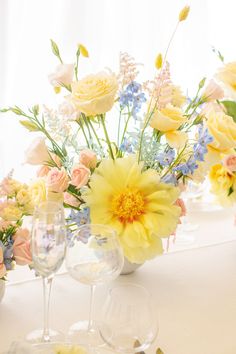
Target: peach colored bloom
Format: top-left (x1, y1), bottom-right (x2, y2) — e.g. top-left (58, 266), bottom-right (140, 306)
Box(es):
top-left (175, 198), bottom-right (187, 217)
top-left (223, 154), bottom-right (236, 173)
top-left (51, 154), bottom-right (62, 168)
top-left (70, 164), bottom-right (90, 190)
top-left (0, 220), bottom-right (12, 232)
top-left (0, 247), bottom-right (6, 278)
top-left (46, 167), bottom-right (69, 193)
top-left (64, 192), bottom-right (81, 208)
top-left (79, 150), bottom-right (97, 169)
top-left (37, 165), bottom-right (51, 177)
top-left (202, 80), bottom-right (224, 102)
top-left (13, 228), bottom-right (30, 241)
top-left (25, 137), bottom-right (50, 165)
top-left (48, 63), bottom-right (74, 87)
top-left (13, 230), bottom-right (32, 266)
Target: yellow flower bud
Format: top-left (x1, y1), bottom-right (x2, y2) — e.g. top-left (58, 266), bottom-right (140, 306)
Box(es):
top-left (79, 44), bottom-right (89, 58)
top-left (54, 86), bottom-right (61, 94)
top-left (179, 5), bottom-right (190, 22)
top-left (155, 53), bottom-right (163, 70)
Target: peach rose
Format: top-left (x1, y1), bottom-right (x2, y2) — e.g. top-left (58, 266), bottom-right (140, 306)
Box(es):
top-left (70, 164), bottom-right (90, 189)
top-left (48, 63), bottom-right (74, 87)
top-left (64, 192), bottom-right (81, 208)
top-left (46, 167), bottom-right (69, 193)
top-left (223, 154), bottom-right (236, 173)
top-left (202, 79), bottom-right (224, 102)
top-left (37, 165), bottom-right (51, 177)
top-left (0, 220), bottom-right (12, 232)
top-left (25, 137), bottom-right (50, 165)
top-left (79, 150), bottom-right (97, 169)
top-left (13, 229), bottom-right (32, 266)
top-left (0, 247), bottom-right (6, 278)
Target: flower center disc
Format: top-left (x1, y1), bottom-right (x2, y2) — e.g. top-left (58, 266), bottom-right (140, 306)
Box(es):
top-left (111, 188), bottom-right (145, 223)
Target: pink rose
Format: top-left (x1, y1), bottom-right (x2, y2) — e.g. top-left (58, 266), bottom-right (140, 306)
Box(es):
top-left (25, 137), bottom-right (50, 165)
top-left (0, 247), bottom-right (6, 278)
top-left (64, 192), bottom-right (81, 208)
top-left (79, 149), bottom-right (97, 169)
top-left (46, 167), bottom-right (69, 193)
top-left (223, 154), bottom-right (236, 173)
top-left (37, 165), bottom-right (51, 177)
top-left (13, 231), bottom-right (32, 266)
top-left (202, 79), bottom-right (224, 102)
top-left (70, 164), bottom-right (90, 189)
top-left (0, 220), bottom-right (12, 232)
top-left (48, 64), bottom-right (74, 87)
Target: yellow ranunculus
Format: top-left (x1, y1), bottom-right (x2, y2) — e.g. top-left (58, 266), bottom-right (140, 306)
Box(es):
top-left (29, 178), bottom-right (47, 206)
top-left (216, 62), bottom-right (236, 97)
top-left (16, 188), bottom-right (31, 206)
top-left (165, 130), bottom-right (188, 149)
top-left (209, 164), bottom-right (236, 205)
top-left (206, 110), bottom-right (236, 152)
top-left (150, 104), bottom-right (186, 132)
top-left (70, 71), bottom-right (118, 116)
top-left (83, 156), bottom-right (180, 264)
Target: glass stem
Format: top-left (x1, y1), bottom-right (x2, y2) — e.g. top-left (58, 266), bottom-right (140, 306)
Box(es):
top-left (88, 285), bottom-right (95, 331)
top-left (42, 276), bottom-right (53, 342)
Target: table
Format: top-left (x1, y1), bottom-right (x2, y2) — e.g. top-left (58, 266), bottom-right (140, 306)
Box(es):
top-left (1, 205), bottom-right (236, 354)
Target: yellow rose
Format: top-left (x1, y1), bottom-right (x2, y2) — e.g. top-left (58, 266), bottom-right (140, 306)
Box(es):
top-left (150, 104), bottom-right (186, 132)
top-left (16, 188), bottom-right (31, 206)
top-left (209, 164), bottom-right (236, 205)
top-left (206, 110), bottom-right (236, 152)
top-left (70, 71), bottom-right (118, 116)
top-left (216, 62), bottom-right (236, 98)
top-left (29, 178), bottom-right (47, 206)
top-left (1, 205), bottom-right (23, 221)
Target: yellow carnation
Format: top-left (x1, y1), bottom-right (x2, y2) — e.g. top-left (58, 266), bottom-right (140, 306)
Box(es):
top-left (70, 71), bottom-right (118, 116)
top-left (16, 188), bottom-right (31, 205)
top-left (216, 62), bottom-right (236, 98)
top-left (83, 156), bottom-right (180, 264)
top-left (209, 164), bottom-right (236, 205)
top-left (29, 178), bottom-right (47, 206)
top-left (206, 110), bottom-right (236, 152)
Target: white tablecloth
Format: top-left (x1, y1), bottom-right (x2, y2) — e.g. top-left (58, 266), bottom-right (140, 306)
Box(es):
top-left (1, 205), bottom-right (236, 353)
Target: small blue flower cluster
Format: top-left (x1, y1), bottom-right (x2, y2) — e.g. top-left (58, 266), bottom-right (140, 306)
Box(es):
top-left (119, 81), bottom-right (146, 118)
top-left (67, 207), bottom-right (90, 244)
top-left (120, 137), bottom-right (134, 153)
top-left (173, 125), bottom-right (213, 176)
top-left (156, 149), bottom-right (175, 167)
top-left (0, 239), bottom-right (14, 271)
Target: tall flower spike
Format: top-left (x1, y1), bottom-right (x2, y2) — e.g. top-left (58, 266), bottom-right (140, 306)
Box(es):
top-left (155, 53), bottom-right (163, 70)
top-left (179, 5), bottom-right (190, 22)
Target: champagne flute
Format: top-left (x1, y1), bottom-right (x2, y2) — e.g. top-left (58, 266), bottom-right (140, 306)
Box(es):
top-left (26, 201), bottom-right (66, 343)
top-left (99, 283), bottom-right (158, 353)
top-left (66, 224), bottom-right (124, 346)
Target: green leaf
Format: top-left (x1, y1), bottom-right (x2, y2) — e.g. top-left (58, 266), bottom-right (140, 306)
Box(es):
top-left (50, 39), bottom-right (63, 63)
top-left (19, 120), bottom-right (39, 132)
top-left (228, 186), bottom-right (234, 197)
top-left (221, 100), bottom-right (236, 122)
top-left (198, 77), bottom-right (206, 89)
top-left (32, 104), bottom-right (39, 116)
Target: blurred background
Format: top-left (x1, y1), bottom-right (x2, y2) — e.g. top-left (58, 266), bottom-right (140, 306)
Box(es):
top-left (0, 0), bottom-right (236, 180)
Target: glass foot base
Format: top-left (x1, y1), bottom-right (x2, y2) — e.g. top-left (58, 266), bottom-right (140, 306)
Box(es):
top-left (67, 320), bottom-right (105, 347)
top-left (25, 328), bottom-right (65, 344)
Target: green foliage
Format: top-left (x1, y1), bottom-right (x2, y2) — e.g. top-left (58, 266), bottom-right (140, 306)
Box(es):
top-left (221, 100), bottom-right (236, 122)
top-left (19, 120), bottom-right (39, 132)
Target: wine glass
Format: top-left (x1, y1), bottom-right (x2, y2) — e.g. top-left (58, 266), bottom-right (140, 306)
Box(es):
top-left (99, 283), bottom-right (158, 353)
top-left (26, 201), bottom-right (66, 343)
top-left (65, 224), bottom-right (124, 346)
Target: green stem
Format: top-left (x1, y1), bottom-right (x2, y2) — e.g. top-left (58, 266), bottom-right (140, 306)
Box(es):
top-left (87, 119), bottom-right (103, 151)
top-left (100, 115), bottom-right (115, 159)
top-left (82, 114), bottom-right (93, 147)
top-left (117, 109), bottom-right (123, 146)
top-left (77, 120), bottom-right (90, 148)
top-left (120, 108), bottom-right (131, 147)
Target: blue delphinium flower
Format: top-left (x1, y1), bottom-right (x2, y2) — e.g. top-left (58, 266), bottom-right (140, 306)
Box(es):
top-left (67, 208), bottom-right (91, 245)
top-left (119, 81), bottom-right (146, 118)
top-left (120, 137), bottom-right (134, 153)
top-left (156, 149), bottom-right (175, 167)
top-left (193, 125), bottom-right (213, 162)
top-left (174, 158), bottom-right (198, 176)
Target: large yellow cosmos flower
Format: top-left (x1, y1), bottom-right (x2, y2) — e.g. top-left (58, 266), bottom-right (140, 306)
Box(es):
top-left (83, 156), bottom-right (180, 263)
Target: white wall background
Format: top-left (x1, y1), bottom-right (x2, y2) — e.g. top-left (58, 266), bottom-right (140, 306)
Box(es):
top-left (0, 0), bottom-right (236, 180)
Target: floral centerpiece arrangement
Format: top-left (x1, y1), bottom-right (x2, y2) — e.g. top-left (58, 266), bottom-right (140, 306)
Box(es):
top-left (0, 174), bottom-right (33, 280)
top-left (3, 5), bottom-right (236, 264)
